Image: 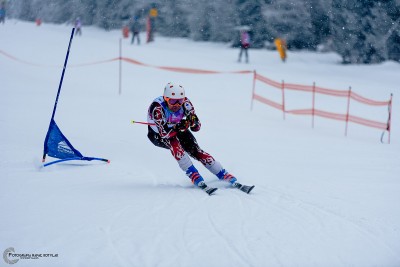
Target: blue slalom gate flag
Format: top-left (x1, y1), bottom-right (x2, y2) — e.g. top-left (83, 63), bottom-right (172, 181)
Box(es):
top-left (42, 28), bottom-right (109, 167)
top-left (42, 119), bottom-right (109, 167)
top-left (44, 120), bottom-right (83, 160)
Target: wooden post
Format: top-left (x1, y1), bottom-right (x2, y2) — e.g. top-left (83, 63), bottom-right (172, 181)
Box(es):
top-left (388, 93), bottom-right (393, 144)
top-left (312, 82), bottom-right (316, 129)
top-left (345, 87), bottom-right (351, 136)
top-left (251, 70), bottom-right (256, 111)
top-left (282, 80), bottom-right (286, 120)
top-left (119, 38), bottom-right (122, 95)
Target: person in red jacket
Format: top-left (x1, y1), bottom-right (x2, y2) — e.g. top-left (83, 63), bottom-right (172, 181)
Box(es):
top-left (147, 82), bottom-right (254, 195)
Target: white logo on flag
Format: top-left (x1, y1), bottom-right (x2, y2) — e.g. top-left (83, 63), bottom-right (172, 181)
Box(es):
top-left (57, 141), bottom-right (74, 155)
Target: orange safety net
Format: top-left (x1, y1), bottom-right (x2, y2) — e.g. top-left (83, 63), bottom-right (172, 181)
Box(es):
top-left (1, 49), bottom-right (392, 140)
top-left (252, 72), bottom-right (392, 137)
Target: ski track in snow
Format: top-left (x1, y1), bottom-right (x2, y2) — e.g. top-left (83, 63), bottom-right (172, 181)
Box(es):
top-left (252, 185), bottom-right (400, 265)
top-left (206, 201), bottom-right (250, 267)
top-left (1, 21), bottom-right (400, 267)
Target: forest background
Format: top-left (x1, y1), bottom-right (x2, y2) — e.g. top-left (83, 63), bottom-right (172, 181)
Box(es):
top-left (4, 0), bottom-right (400, 64)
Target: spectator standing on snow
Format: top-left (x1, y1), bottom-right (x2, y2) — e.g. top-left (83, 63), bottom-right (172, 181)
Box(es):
top-left (130, 16), bottom-right (141, 45)
top-left (238, 30), bottom-right (250, 63)
top-left (146, 82), bottom-right (255, 195)
top-left (274, 38), bottom-right (287, 62)
top-left (0, 2), bottom-right (6, 24)
top-left (74, 18), bottom-right (82, 36)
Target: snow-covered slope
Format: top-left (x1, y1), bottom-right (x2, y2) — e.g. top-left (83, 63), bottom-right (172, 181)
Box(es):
top-left (1, 21), bottom-right (400, 267)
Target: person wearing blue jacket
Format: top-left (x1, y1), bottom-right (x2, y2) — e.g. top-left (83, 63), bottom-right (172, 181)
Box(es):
top-left (0, 2), bottom-right (6, 24)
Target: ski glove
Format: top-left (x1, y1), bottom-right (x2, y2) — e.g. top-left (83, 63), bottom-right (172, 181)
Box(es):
top-left (174, 119), bottom-right (190, 132)
top-left (188, 114), bottom-right (200, 132)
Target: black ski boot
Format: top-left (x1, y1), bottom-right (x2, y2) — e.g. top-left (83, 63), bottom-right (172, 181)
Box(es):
top-left (233, 182), bottom-right (255, 194)
top-left (198, 181), bottom-right (218, 195)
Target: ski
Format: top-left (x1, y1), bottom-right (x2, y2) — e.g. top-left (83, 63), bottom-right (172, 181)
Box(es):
top-left (205, 187), bottom-right (218, 195)
top-left (233, 183), bottom-right (255, 194)
top-left (198, 182), bottom-right (218, 195)
top-left (197, 182), bottom-right (254, 195)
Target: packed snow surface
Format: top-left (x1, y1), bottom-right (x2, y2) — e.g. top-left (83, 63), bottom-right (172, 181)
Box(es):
top-left (1, 21), bottom-right (400, 267)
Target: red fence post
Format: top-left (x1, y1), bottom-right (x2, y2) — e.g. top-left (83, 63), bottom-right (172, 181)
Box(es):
top-left (251, 70), bottom-right (256, 111)
top-left (119, 38), bottom-right (122, 95)
top-left (282, 80), bottom-right (286, 120)
top-left (312, 82), bottom-right (316, 128)
top-left (388, 93), bottom-right (393, 144)
top-left (345, 86), bottom-right (351, 136)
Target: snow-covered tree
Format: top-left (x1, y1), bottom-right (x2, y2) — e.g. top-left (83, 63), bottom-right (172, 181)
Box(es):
top-left (331, 0), bottom-right (397, 63)
top-left (208, 0), bottom-right (238, 42)
top-left (236, 0), bottom-right (267, 48)
top-left (157, 0), bottom-right (190, 38)
top-left (5, 0), bottom-right (400, 63)
top-left (263, 0), bottom-right (315, 49)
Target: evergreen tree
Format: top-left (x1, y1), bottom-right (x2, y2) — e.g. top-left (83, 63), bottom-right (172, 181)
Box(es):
top-left (52, 0), bottom-right (73, 23)
top-left (180, 0), bottom-right (238, 42)
top-left (382, 1), bottom-right (400, 62)
top-left (331, 0), bottom-right (396, 63)
top-left (16, 0), bottom-right (35, 21)
top-left (387, 22), bottom-right (400, 62)
top-left (78, 0), bottom-right (98, 25)
top-left (94, 0), bottom-right (122, 30)
top-left (187, 0), bottom-right (213, 41)
top-left (157, 0), bottom-right (190, 38)
top-left (4, 0), bottom-right (400, 63)
top-left (207, 0), bottom-right (238, 42)
top-left (236, 0), bottom-right (267, 48)
top-left (19, 0), bottom-right (41, 21)
top-left (310, 0), bottom-right (331, 45)
top-left (263, 0), bottom-right (315, 49)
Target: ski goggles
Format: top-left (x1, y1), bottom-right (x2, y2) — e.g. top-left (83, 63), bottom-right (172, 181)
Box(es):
top-left (164, 97), bottom-right (184, 107)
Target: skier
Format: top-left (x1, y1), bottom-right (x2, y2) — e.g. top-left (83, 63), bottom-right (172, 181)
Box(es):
top-left (238, 30), bottom-right (250, 63)
top-left (74, 18), bottom-right (82, 36)
top-left (147, 82), bottom-right (255, 195)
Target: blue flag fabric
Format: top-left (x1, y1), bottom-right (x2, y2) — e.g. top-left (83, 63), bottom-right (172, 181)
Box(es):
top-left (41, 29), bottom-right (108, 167)
top-left (44, 119), bottom-right (83, 160)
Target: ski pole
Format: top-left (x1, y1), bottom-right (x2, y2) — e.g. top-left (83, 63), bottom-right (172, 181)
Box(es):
top-left (131, 120), bottom-right (155, 126)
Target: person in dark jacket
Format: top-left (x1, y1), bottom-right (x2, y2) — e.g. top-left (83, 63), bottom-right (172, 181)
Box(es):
top-left (130, 16), bottom-right (141, 45)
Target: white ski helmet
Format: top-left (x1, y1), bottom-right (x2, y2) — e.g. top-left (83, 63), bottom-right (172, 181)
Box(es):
top-left (163, 82), bottom-right (185, 99)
